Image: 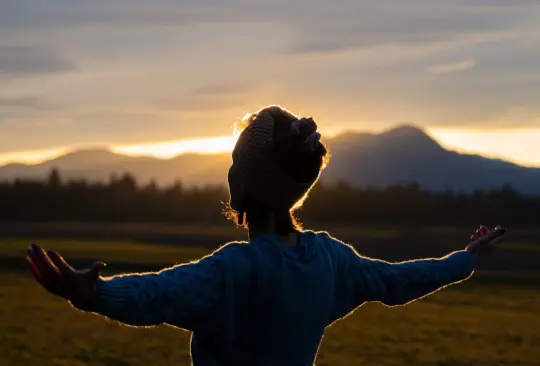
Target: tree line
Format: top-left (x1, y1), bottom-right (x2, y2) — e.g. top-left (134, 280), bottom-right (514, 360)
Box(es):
top-left (0, 168), bottom-right (535, 227)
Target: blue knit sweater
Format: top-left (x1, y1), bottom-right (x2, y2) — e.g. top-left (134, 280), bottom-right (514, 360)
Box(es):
top-left (73, 231), bottom-right (476, 365)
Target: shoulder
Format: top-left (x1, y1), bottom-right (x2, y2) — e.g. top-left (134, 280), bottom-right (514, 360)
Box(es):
top-left (194, 241), bottom-right (255, 275)
top-left (306, 230), bottom-right (354, 251)
top-left (201, 241), bottom-right (253, 262)
top-left (302, 230), bottom-right (357, 261)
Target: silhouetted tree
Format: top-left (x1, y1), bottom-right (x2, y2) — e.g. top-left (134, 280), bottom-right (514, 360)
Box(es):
top-left (0, 170), bottom-right (536, 227)
top-left (47, 168), bottom-right (62, 188)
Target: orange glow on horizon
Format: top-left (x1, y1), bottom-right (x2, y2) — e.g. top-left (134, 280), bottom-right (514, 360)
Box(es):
top-left (111, 135), bottom-right (239, 159)
top-left (1, 128), bottom-right (540, 168)
top-left (0, 147), bottom-right (70, 166)
top-left (428, 127), bottom-right (540, 168)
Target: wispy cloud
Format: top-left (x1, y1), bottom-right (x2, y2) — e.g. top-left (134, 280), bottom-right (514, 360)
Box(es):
top-left (0, 95), bottom-right (49, 109)
top-left (428, 59), bottom-right (476, 74)
top-left (0, 0), bottom-right (540, 155)
top-left (0, 46), bottom-right (75, 78)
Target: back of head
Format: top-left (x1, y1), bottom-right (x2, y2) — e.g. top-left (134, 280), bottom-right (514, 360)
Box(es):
top-left (227, 105), bottom-right (329, 234)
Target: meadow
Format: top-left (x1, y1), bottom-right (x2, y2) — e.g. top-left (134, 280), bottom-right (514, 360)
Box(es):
top-left (1, 227), bottom-right (539, 366)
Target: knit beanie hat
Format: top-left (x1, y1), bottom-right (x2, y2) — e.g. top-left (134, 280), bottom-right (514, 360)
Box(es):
top-left (228, 105), bottom-right (324, 216)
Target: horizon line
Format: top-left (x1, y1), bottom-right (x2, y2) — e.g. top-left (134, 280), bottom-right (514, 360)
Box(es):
top-left (1, 126), bottom-right (540, 169)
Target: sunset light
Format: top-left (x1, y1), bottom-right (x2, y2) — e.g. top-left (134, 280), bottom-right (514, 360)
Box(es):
top-left (428, 128), bottom-right (540, 168)
top-left (2, 129), bottom-right (540, 168)
top-left (0, 147), bottom-right (70, 166)
top-left (111, 135), bottom-right (239, 159)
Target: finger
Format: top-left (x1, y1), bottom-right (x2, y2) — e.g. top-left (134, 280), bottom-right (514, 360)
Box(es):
top-left (28, 244), bottom-right (58, 273)
top-left (472, 224), bottom-right (489, 240)
top-left (474, 227), bottom-right (486, 238)
top-left (469, 227), bottom-right (506, 251)
top-left (48, 250), bottom-right (75, 276)
top-left (89, 261), bottom-right (106, 279)
top-left (26, 256), bottom-right (42, 281)
top-left (78, 260), bottom-right (106, 277)
top-left (26, 256), bottom-right (59, 294)
top-left (482, 227), bottom-right (507, 243)
top-left (28, 244), bottom-right (60, 278)
top-left (479, 225), bottom-right (491, 236)
top-left (91, 261), bottom-right (106, 272)
top-left (76, 261), bottom-right (106, 291)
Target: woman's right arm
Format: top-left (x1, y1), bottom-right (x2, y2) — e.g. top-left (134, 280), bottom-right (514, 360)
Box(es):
top-left (27, 243), bottom-right (239, 333)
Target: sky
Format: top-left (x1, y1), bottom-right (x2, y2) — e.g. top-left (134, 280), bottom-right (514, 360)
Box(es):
top-left (1, 1), bottom-right (540, 166)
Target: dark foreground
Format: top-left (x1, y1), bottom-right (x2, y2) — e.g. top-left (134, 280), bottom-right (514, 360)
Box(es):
top-left (1, 225), bottom-right (539, 365)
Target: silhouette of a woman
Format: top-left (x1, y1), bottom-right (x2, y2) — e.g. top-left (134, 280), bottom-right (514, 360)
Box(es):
top-left (27, 105), bottom-right (506, 366)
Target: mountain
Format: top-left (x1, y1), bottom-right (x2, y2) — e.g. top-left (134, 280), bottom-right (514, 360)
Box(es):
top-left (2, 125), bottom-right (540, 194)
top-left (323, 125), bottom-right (540, 194)
top-left (0, 150), bottom-right (231, 187)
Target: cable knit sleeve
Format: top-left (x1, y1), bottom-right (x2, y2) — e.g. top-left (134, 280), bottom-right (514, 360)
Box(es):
top-left (324, 234), bottom-right (476, 321)
top-left (70, 246), bottom-right (232, 332)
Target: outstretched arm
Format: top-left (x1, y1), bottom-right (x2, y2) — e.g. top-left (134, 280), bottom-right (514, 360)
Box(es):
top-left (345, 248), bottom-right (475, 307)
top-left (71, 257), bottom-right (224, 330)
top-left (27, 243), bottom-right (228, 333)
top-left (327, 226), bottom-right (506, 317)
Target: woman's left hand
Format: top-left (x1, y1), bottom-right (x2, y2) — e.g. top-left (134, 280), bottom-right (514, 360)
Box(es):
top-left (466, 225), bottom-right (507, 263)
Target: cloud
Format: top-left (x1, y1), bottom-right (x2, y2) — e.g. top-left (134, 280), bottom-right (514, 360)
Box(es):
top-left (428, 59), bottom-right (476, 74)
top-left (1, 1), bottom-right (535, 51)
top-left (278, 1), bottom-right (531, 56)
top-left (0, 46), bottom-right (75, 78)
top-left (0, 95), bottom-right (61, 125)
top-left (157, 82), bottom-right (261, 112)
top-left (0, 0), bottom-right (540, 152)
top-left (0, 1), bottom-right (245, 31)
top-left (0, 95), bottom-right (50, 109)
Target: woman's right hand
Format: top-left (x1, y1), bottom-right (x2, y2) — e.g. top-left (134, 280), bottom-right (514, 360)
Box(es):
top-left (466, 225), bottom-right (507, 263)
top-left (26, 243), bottom-right (106, 304)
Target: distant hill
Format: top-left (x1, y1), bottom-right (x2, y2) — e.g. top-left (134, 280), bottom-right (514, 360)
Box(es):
top-left (323, 125), bottom-right (540, 194)
top-left (2, 125), bottom-right (540, 194)
top-left (0, 150), bottom-right (230, 187)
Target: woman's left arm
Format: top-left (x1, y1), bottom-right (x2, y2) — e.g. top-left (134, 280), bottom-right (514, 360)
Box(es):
top-left (330, 226), bottom-right (505, 311)
top-left (346, 249), bottom-right (476, 306)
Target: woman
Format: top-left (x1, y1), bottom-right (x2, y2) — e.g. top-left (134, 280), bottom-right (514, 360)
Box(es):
top-left (27, 105), bottom-right (506, 366)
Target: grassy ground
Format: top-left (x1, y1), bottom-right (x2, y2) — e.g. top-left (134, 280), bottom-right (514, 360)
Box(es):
top-left (1, 237), bottom-right (539, 366)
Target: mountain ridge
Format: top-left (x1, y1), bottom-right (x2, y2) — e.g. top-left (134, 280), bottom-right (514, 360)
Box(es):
top-left (2, 125), bottom-right (539, 194)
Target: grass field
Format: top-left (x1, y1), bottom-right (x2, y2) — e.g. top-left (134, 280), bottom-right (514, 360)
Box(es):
top-left (1, 235), bottom-right (540, 366)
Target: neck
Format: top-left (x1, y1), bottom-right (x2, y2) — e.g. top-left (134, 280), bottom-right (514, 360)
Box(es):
top-left (248, 220), bottom-right (298, 246)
